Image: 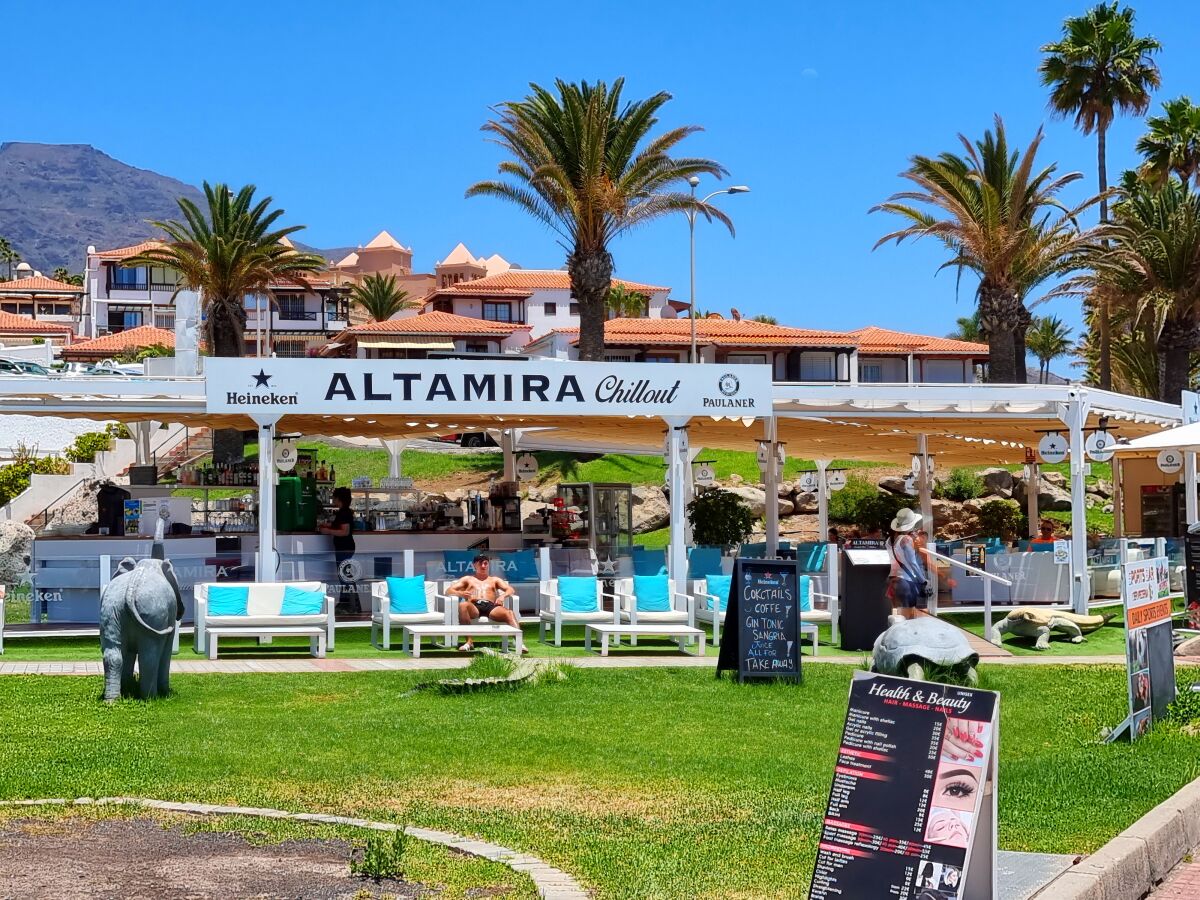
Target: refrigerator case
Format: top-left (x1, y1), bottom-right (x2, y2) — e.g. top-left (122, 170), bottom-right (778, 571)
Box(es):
top-left (1140, 485), bottom-right (1184, 537)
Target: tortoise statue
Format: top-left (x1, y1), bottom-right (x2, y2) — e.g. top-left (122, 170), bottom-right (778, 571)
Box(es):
top-left (871, 615), bottom-right (980, 684)
top-left (990, 607), bottom-right (1113, 650)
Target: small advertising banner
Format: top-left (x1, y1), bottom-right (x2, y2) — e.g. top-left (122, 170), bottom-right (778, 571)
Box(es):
top-left (964, 544), bottom-right (985, 577)
top-left (809, 674), bottom-right (999, 900)
top-left (715, 557), bottom-right (802, 683)
top-left (1111, 557), bottom-right (1177, 741)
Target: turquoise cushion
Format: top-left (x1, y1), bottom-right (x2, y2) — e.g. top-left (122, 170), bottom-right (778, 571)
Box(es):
top-left (706, 575), bottom-right (732, 612)
top-left (386, 576), bottom-right (428, 614)
top-left (689, 546), bottom-right (724, 579)
top-left (631, 548), bottom-right (667, 576)
top-left (281, 585), bottom-right (325, 616)
top-left (633, 575), bottom-right (671, 612)
top-left (799, 575), bottom-right (812, 612)
top-left (207, 585), bottom-right (248, 616)
top-left (559, 576), bottom-right (598, 613)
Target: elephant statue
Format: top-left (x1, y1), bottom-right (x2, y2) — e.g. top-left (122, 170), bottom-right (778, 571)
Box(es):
top-left (100, 527), bottom-right (184, 701)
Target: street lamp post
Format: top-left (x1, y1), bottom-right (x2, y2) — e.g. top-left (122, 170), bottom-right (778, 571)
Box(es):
top-left (688, 177), bottom-right (749, 364)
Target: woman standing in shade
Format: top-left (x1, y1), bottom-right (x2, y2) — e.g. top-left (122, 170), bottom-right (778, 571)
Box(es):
top-left (887, 508), bottom-right (929, 620)
top-left (320, 486), bottom-right (357, 614)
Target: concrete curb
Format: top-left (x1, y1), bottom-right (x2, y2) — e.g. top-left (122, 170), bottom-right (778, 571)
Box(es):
top-left (0, 796), bottom-right (588, 900)
top-left (1032, 775), bottom-right (1200, 900)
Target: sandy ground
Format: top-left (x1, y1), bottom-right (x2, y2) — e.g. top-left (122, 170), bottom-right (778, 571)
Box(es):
top-left (0, 817), bottom-right (423, 899)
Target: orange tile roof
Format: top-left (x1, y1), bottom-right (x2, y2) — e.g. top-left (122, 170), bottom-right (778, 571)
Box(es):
top-left (61, 325), bottom-right (175, 358)
top-left (92, 240), bottom-right (168, 261)
top-left (436, 270), bottom-right (669, 295)
top-left (550, 317), bottom-right (856, 349)
top-left (850, 326), bottom-right (987, 355)
top-left (0, 275), bottom-right (84, 295)
top-left (345, 311), bottom-right (528, 337)
top-left (0, 311), bottom-right (73, 335)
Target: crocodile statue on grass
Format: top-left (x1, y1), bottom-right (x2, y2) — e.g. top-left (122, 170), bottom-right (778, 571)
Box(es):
top-left (991, 608), bottom-right (1114, 650)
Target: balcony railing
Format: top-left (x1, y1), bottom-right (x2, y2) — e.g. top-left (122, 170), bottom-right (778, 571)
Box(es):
top-left (277, 310), bottom-right (318, 321)
top-left (107, 281), bottom-right (180, 293)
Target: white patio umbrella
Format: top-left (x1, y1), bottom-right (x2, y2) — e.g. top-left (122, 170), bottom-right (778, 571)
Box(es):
top-left (1114, 421), bottom-right (1200, 454)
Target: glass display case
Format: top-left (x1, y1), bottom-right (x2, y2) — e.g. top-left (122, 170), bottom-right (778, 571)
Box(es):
top-left (554, 482), bottom-right (634, 563)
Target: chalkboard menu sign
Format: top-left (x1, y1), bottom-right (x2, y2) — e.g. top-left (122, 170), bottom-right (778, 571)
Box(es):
top-left (809, 674), bottom-right (999, 900)
top-left (715, 557), bottom-right (802, 683)
top-left (1184, 529), bottom-right (1200, 607)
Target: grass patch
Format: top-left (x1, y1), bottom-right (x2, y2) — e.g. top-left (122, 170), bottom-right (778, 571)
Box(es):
top-left (0, 665), bottom-right (1197, 898)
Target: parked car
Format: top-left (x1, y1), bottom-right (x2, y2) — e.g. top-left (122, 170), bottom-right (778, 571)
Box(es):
top-left (89, 359), bottom-right (144, 376)
top-left (459, 432), bottom-right (497, 448)
top-left (0, 358), bottom-right (49, 375)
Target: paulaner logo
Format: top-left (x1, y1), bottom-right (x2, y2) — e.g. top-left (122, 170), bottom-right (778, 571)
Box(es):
top-left (704, 372), bottom-right (755, 409)
top-left (226, 369), bottom-right (299, 406)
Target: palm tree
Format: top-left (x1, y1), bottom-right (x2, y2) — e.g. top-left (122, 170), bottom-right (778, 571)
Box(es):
top-left (1040, 2), bottom-right (1161, 390)
top-left (1074, 176), bottom-right (1200, 401)
top-left (873, 117), bottom-right (1096, 383)
top-left (1137, 96), bottom-right (1200, 187)
top-left (1026, 315), bottom-right (1074, 382)
top-left (125, 182), bottom-right (323, 357)
top-left (466, 79), bottom-right (731, 359)
top-left (0, 238), bottom-right (18, 281)
top-left (947, 312), bottom-right (983, 342)
top-left (605, 283), bottom-right (649, 318)
top-left (349, 273), bottom-right (417, 322)
top-left (750, 314), bottom-right (777, 324)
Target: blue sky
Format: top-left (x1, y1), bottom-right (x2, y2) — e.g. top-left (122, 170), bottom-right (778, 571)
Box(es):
top-left (6, 1), bottom-right (1200, 347)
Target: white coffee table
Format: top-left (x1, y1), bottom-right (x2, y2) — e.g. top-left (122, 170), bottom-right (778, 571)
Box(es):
top-left (402, 623), bottom-right (524, 658)
top-left (584, 623), bottom-right (706, 656)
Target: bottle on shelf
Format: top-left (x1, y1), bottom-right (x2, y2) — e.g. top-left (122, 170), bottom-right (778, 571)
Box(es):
top-left (328, 464), bottom-right (336, 483)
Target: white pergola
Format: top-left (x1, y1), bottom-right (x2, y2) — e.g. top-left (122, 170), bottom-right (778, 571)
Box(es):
top-left (0, 370), bottom-right (1183, 614)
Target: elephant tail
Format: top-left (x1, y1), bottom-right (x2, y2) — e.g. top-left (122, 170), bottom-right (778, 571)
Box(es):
top-left (124, 564), bottom-right (177, 637)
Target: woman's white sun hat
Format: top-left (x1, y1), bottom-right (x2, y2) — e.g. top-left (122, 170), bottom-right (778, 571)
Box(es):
top-left (890, 508), bottom-right (923, 533)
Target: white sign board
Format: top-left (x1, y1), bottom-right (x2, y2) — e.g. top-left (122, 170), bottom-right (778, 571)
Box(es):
top-left (693, 463), bottom-right (715, 487)
top-left (1052, 540), bottom-right (1070, 565)
top-left (828, 470), bottom-right (847, 491)
top-left (207, 359), bottom-right (774, 418)
top-left (797, 472), bottom-right (818, 493)
top-left (1158, 449), bottom-right (1184, 475)
top-left (274, 439), bottom-right (297, 472)
top-left (1086, 430), bottom-right (1115, 463)
top-left (1038, 433), bottom-right (1068, 464)
top-left (515, 453), bottom-right (539, 481)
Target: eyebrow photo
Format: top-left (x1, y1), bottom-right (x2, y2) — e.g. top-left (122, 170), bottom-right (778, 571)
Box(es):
top-left (932, 766), bottom-right (981, 811)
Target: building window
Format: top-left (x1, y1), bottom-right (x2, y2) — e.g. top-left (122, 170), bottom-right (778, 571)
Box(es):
top-left (861, 364), bottom-right (883, 383)
top-left (483, 302), bottom-right (512, 322)
top-left (543, 302), bottom-right (557, 316)
top-left (799, 352), bottom-right (836, 381)
top-left (569, 302), bottom-right (579, 316)
top-left (274, 340), bottom-right (307, 358)
top-left (464, 342), bottom-right (490, 353)
top-left (149, 266), bottom-right (179, 288)
top-left (276, 295), bottom-right (309, 320)
top-left (725, 353), bottom-right (768, 365)
top-left (111, 266), bottom-right (145, 288)
top-left (604, 353), bottom-right (634, 362)
top-left (643, 353), bottom-right (678, 363)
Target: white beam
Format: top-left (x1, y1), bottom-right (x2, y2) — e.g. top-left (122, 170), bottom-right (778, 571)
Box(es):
top-left (1026, 462), bottom-right (1039, 538)
top-left (917, 434), bottom-right (934, 547)
top-left (253, 414), bottom-right (281, 582)
top-left (501, 429), bottom-right (516, 481)
top-left (1059, 392), bottom-right (1090, 614)
top-left (665, 418), bottom-right (690, 584)
top-left (763, 418), bottom-right (779, 557)
top-left (815, 458), bottom-right (830, 539)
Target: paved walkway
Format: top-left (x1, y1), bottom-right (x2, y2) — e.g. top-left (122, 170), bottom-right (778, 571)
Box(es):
top-left (1150, 843), bottom-right (1200, 898)
top-left (0, 797), bottom-right (587, 900)
top-left (0, 653), bottom-right (1155, 675)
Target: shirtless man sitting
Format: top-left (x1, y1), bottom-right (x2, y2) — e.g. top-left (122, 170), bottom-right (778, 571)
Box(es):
top-left (445, 554), bottom-right (525, 652)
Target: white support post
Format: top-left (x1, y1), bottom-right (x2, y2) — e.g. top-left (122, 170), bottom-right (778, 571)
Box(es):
top-left (1059, 392), bottom-right (1090, 614)
top-left (403, 548), bottom-right (414, 578)
top-left (917, 434), bottom-right (934, 548)
top-left (816, 458), bottom-right (831, 539)
top-left (665, 418), bottom-right (690, 584)
top-left (378, 438), bottom-right (406, 479)
top-left (763, 418), bottom-right (780, 558)
top-left (1026, 462), bottom-right (1040, 538)
top-left (253, 415), bottom-right (280, 582)
top-left (1186, 454), bottom-right (1198, 528)
top-left (684, 445), bottom-right (702, 546)
top-left (1112, 456), bottom-right (1124, 538)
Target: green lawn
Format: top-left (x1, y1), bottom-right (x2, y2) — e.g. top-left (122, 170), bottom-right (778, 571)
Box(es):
top-left (946, 611), bottom-right (1130, 657)
top-left (0, 665), bottom-right (1196, 899)
top-left (0, 804), bottom-right (536, 899)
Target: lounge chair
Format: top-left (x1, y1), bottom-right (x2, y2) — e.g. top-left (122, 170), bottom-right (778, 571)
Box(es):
top-left (694, 574), bottom-right (838, 646)
top-left (538, 576), bottom-right (617, 646)
top-left (370, 576), bottom-right (450, 651)
top-left (612, 574), bottom-right (696, 646)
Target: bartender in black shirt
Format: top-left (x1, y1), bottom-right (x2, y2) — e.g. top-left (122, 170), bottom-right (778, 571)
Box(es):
top-left (320, 487), bottom-right (358, 614)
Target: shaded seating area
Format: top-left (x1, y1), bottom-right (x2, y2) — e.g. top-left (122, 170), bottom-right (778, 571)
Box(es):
top-left (612, 574), bottom-right (697, 647)
top-left (194, 581), bottom-right (335, 660)
top-left (538, 576), bottom-right (616, 646)
top-left (369, 576), bottom-right (448, 651)
top-left (694, 574), bottom-right (837, 649)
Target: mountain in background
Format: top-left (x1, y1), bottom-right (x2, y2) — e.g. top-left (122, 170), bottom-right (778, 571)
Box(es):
top-left (0, 142), bottom-right (352, 272)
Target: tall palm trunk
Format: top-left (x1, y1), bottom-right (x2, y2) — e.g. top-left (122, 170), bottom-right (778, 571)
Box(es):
top-left (1097, 124), bottom-right (1112, 391)
top-left (569, 248), bottom-right (613, 362)
top-left (209, 294), bottom-right (248, 463)
top-left (1157, 314), bottom-right (1199, 403)
top-left (977, 282), bottom-right (1023, 383)
top-left (1013, 303), bottom-right (1032, 384)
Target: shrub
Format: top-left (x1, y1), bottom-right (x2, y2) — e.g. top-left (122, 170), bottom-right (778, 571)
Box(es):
top-left (976, 499), bottom-right (1024, 541)
top-left (828, 477), bottom-right (915, 533)
top-left (1165, 679), bottom-right (1200, 726)
top-left (687, 489), bottom-right (755, 548)
top-left (104, 422), bottom-right (132, 440)
top-left (65, 431), bottom-right (114, 463)
top-left (0, 447), bottom-right (70, 506)
top-left (935, 467), bottom-right (985, 502)
top-left (350, 829), bottom-right (406, 880)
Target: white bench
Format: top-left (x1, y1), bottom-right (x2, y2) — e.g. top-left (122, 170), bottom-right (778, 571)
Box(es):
top-left (402, 622), bottom-right (524, 658)
top-left (585, 623), bottom-right (706, 656)
top-left (194, 582), bottom-right (335, 658)
top-left (206, 625), bottom-right (326, 660)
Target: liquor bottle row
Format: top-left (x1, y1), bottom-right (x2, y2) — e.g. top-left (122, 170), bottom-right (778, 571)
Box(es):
top-left (177, 462), bottom-right (260, 486)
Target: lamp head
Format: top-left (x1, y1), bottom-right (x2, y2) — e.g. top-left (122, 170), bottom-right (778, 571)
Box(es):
top-left (687, 176), bottom-right (700, 187)
top-left (728, 185), bottom-right (751, 194)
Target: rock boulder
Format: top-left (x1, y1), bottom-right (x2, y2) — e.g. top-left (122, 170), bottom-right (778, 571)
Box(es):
top-left (632, 485), bottom-right (670, 533)
top-left (725, 485), bottom-right (795, 518)
top-left (978, 467), bottom-right (1014, 498)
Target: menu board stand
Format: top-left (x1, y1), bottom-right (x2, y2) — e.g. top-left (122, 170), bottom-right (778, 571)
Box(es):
top-left (715, 557), bottom-right (802, 683)
top-left (1107, 556), bottom-right (1177, 742)
top-left (809, 672), bottom-right (999, 900)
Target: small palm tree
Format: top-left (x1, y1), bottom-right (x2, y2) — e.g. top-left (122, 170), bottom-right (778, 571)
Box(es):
top-left (1040, 1), bottom-right (1161, 390)
top-left (126, 182), bottom-right (324, 357)
top-left (605, 283), bottom-right (648, 318)
top-left (750, 314), bottom-right (777, 324)
top-left (947, 312), bottom-right (983, 342)
top-left (874, 117), bottom-right (1096, 383)
top-left (349, 273), bottom-right (417, 322)
top-left (0, 238), bottom-right (18, 281)
top-left (467, 79), bottom-right (731, 360)
top-left (1026, 315), bottom-right (1074, 382)
top-left (1137, 96), bottom-right (1200, 187)
top-left (52, 266), bottom-right (70, 283)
